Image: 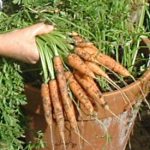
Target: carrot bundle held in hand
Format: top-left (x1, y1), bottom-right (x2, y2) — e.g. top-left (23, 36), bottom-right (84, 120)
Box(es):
top-left (36, 38), bottom-right (55, 150)
top-left (37, 37), bottom-right (67, 150)
top-left (37, 30), bottom-right (131, 149)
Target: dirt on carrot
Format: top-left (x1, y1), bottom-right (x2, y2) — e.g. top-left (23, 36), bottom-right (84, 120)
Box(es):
top-left (96, 53), bottom-right (131, 77)
top-left (41, 83), bottom-right (54, 150)
top-left (67, 53), bottom-right (95, 78)
top-left (53, 56), bottom-right (78, 131)
top-left (49, 80), bottom-right (66, 150)
top-left (74, 44), bottom-right (131, 77)
top-left (41, 83), bottom-right (52, 127)
top-left (73, 71), bottom-right (104, 106)
top-left (65, 71), bottom-right (94, 115)
top-left (85, 61), bottom-right (108, 79)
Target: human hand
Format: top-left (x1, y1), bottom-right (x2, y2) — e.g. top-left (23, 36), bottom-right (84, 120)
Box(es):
top-left (0, 23), bottom-right (54, 64)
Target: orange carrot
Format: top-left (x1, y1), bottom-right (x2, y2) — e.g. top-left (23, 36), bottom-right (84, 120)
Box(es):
top-left (67, 53), bottom-right (95, 78)
top-left (75, 46), bottom-right (97, 62)
top-left (41, 83), bottom-right (54, 150)
top-left (85, 61), bottom-right (109, 79)
top-left (41, 83), bottom-right (52, 125)
top-left (85, 61), bottom-right (134, 107)
top-left (49, 80), bottom-right (66, 150)
top-left (74, 45), bottom-right (131, 77)
top-left (65, 71), bottom-right (94, 115)
top-left (53, 56), bottom-right (78, 130)
top-left (96, 53), bottom-right (131, 77)
top-left (74, 72), bottom-right (121, 119)
top-left (73, 71), bottom-right (105, 106)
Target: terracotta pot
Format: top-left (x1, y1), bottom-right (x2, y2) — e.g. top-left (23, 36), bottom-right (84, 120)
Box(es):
top-left (24, 68), bottom-right (150, 150)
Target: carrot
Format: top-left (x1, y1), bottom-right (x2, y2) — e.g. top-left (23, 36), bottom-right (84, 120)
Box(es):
top-left (85, 61), bottom-right (134, 107)
top-left (41, 83), bottom-right (54, 150)
top-left (67, 53), bottom-right (95, 78)
top-left (71, 32), bottom-right (94, 47)
top-left (65, 71), bottom-right (94, 115)
top-left (96, 53), bottom-right (131, 77)
top-left (74, 71), bottom-right (120, 119)
top-left (74, 45), bottom-right (131, 77)
top-left (49, 80), bottom-right (66, 150)
top-left (72, 34), bottom-right (130, 76)
top-left (75, 46), bottom-right (97, 62)
top-left (71, 32), bottom-right (84, 45)
top-left (85, 61), bottom-right (109, 79)
top-left (53, 56), bottom-right (78, 131)
top-left (73, 71), bottom-right (104, 105)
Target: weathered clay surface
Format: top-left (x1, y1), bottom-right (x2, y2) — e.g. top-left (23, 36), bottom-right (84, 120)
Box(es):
top-left (25, 110), bottom-right (138, 150)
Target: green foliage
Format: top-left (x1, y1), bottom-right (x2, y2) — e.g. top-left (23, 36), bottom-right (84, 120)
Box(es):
top-left (0, 58), bottom-right (26, 150)
top-left (2, 0), bottom-right (148, 73)
top-left (13, 0), bottom-right (49, 6)
top-left (144, 3), bottom-right (150, 33)
top-left (51, 0), bottom-right (148, 73)
top-left (0, 58), bottom-right (45, 149)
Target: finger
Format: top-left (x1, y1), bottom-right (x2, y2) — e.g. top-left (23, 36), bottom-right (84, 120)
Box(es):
top-left (31, 23), bottom-right (54, 36)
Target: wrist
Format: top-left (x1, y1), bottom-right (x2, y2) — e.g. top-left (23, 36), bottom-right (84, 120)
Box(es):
top-left (0, 33), bottom-right (25, 62)
top-left (0, 33), bottom-right (15, 57)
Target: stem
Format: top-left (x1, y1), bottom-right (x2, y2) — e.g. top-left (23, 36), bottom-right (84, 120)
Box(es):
top-left (48, 48), bottom-right (55, 80)
top-left (40, 32), bottom-right (69, 56)
top-left (52, 44), bottom-right (59, 56)
top-left (36, 38), bottom-right (49, 83)
top-left (44, 43), bottom-right (55, 80)
top-left (55, 16), bottom-right (96, 40)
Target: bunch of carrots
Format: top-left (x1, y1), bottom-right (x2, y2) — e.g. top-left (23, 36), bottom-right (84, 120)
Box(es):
top-left (36, 31), bottom-right (148, 150)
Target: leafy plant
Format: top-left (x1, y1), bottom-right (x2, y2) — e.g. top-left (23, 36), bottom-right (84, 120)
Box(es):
top-left (0, 58), bottom-right (26, 150)
top-left (0, 57), bottom-right (45, 149)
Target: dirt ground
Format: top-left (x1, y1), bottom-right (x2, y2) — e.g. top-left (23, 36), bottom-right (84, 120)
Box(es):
top-left (126, 102), bottom-right (150, 150)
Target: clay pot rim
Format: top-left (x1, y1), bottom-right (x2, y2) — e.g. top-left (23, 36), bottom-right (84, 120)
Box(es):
top-left (103, 69), bottom-right (150, 96)
top-left (76, 68), bottom-right (149, 120)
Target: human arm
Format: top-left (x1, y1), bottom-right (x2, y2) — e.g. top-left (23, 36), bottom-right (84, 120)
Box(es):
top-left (0, 23), bottom-right (54, 64)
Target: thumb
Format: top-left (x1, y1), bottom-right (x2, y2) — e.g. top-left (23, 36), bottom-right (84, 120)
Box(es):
top-left (29, 23), bottom-right (54, 36)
